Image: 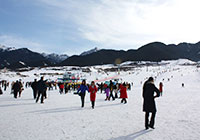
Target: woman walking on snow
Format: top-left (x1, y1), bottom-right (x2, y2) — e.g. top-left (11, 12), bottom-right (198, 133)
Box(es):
top-left (89, 81), bottom-right (98, 109)
top-left (77, 80), bottom-right (89, 108)
top-left (120, 83), bottom-right (128, 104)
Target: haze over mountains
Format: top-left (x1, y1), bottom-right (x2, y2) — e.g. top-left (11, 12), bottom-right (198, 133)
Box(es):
top-left (1, 41), bottom-right (200, 69)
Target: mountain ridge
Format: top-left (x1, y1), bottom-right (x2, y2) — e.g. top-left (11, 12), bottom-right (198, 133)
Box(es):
top-left (60, 41), bottom-right (200, 66)
top-left (1, 41), bottom-right (200, 69)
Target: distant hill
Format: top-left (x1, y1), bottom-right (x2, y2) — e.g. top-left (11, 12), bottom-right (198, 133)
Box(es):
top-left (60, 42), bottom-right (200, 66)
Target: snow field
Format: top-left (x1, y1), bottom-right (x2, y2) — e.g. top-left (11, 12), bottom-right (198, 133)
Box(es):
top-left (0, 60), bottom-right (200, 140)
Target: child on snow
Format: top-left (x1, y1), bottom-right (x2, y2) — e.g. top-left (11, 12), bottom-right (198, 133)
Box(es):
top-left (105, 85), bottom-right (110, 101)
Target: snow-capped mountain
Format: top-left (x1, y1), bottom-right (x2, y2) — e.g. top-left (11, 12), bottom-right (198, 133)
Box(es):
top-left (42, 53), bottom-right (68, 63)
top-left (0, 44), bottom-right (70, 69)
top-left (0, 44), bottom-right (53, 69)
top-left (80, 47), bottom-right (99, 56)
top-left (0, 44), bottom-right (16, 51)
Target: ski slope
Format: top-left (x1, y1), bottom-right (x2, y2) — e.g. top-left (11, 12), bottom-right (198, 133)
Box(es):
top-left (0, 60), bottom-right (200, 140)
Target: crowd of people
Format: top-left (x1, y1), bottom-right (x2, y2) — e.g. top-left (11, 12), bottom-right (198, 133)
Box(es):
top-left (77, 80), bottom-right (132, 108)
top-left (0, 78), bottom-right (132, 106)
top-left (0, 76), bottom-right (164, 129)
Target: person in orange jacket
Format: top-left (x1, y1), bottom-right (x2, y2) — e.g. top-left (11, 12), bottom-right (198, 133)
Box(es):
top-left (89, 81), bottom-right (98, 109)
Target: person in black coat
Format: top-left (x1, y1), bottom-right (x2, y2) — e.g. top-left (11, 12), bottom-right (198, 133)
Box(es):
top-left (36, 77), bottom-right (47, 104)
top-left (109, 80), bottom-right (115, 101)
top-left (31, 79), bottom-right (38, 99)
top-left (18, 80), bottom-right (23, 98)
top-left (13, 81), bottom-right (21, 98)
top-left (100, 82), bottom-right (103, 93)
top-left (0, 86), bottom-right (3, 95)
top-left (143, 77), bottom-right (160, 130)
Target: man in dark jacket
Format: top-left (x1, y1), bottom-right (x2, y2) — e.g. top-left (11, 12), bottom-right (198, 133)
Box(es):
top-left (31, 79), bottom-right (38, 99)
top-left (109, 80), bottom-right (115, 100)
top-left (13, 81), bottom-right (21, 98)
top-left (143, 77), bottom-right (160, 130)
top-left (36, 77), bottom-right (47, 104)
top-left (18, 80), bottom-right (23, 97)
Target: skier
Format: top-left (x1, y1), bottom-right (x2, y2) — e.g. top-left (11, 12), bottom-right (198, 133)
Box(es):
top-left (159, 82), bottom-right (163, 96)
top-left (105, 85), bottom-right (110, 101)
top-left (77, 80), bottom-right (89, 108)
top-left (36, 77), bottom-right (47, 104)
top-left (120, 83), bottom-right (128, 104)
top-left (89, 81), bottom-right (98, 109)
top-left (143, 77), bottom-right (160, 130)
top-left (31, 79), bottom-right (38, 99)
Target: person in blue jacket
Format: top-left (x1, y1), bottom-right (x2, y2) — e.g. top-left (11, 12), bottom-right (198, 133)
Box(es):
top-left (77, 80), bottom-right (89, 108)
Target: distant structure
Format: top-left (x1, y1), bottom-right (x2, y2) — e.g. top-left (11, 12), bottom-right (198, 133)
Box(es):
top-left (58, 72), bottom-right (85, 83)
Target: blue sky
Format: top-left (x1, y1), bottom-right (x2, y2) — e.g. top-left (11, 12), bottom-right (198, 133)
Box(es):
top-left (0, 0), bottom-right (200, 55)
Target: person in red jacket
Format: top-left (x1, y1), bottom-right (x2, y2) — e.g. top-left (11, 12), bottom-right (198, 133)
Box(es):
top-left (120, 83), bottom-right (128, 104)
top-left (89, 81), bottom-right (98, 109)
top-left (159, 82), bottom-right (163, 96)
top-left (59, 83), bottom-right (64, 94)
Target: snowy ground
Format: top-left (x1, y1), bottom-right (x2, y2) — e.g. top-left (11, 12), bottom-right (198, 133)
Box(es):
top-left (0, 59), bottom-right (200, 140)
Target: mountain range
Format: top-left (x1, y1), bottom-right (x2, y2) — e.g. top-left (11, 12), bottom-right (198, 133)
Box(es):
top-left (0, 45), bottom-right (52, 69)
top-left (0, 45), bottom-right (68, 69)
top-left (1, 41), bottom-right (200, 69)
top-left (60, 42), bottom-right (200, 66)
top-left (41, 53), bottom-right (68, 64)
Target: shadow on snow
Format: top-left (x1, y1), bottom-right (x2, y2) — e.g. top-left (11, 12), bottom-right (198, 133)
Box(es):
top-left (109, 129), bottom-right (153, 140)
top-left (27, 103), bottom-right (122, 114)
